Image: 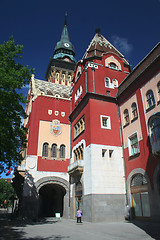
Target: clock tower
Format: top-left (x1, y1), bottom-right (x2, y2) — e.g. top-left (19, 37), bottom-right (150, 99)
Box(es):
top-left (45, 13), bottom-right (76, 85)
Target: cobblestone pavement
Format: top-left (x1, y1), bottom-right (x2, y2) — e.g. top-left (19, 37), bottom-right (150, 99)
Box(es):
top-left (0, 210), bottom-right (160, 240)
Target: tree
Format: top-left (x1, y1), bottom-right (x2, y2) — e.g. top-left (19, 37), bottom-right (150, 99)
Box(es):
top-left (0, 37), bottom-right (33, 173)
top-left (0, 179), bottom-right (14, 207)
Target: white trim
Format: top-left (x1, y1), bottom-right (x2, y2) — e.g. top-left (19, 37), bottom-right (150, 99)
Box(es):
top-left (100, 115), bottom-right (111, 130)
top-left (127, 131), bottom-right (139, 156)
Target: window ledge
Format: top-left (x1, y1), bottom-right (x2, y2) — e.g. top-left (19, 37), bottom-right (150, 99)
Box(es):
top-left (42, 157), bottom-right (66, 161)
top-left (146, 104), bottom-right (156, 113)
top-left (131, 116), bottom-right (138, 123)
top-left (123, 122), bottom-right (130, 128)
top-left (129, 152), bottom-right (140, 160)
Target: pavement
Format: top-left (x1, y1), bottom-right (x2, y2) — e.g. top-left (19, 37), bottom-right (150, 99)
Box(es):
top-left (0, 209), bottom-right (160, 240)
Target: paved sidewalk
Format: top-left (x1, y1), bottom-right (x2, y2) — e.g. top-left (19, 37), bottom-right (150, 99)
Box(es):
top-left (0, 212), bottom-right (160, 240)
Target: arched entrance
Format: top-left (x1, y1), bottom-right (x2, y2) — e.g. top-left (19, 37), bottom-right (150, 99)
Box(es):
top-left (35, 176), bottom-right (69, 219)
top-left (38, 183), bottom-right (66, 217)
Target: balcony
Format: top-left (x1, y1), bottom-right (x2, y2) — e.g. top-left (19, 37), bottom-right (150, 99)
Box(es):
top-left (68, 160), bottom-right (84, 176)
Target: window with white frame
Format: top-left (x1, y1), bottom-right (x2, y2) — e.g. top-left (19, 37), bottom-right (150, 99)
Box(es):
top-left (128, 132), bottom-right (139, 156)
top-left (105, 77), bottom-right (110, 87)
top-left (100, 115), bottom-right (111, 129)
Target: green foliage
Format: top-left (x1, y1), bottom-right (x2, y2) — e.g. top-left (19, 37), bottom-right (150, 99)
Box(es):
top-left (0, 179), bottom-right (14, 206)
top-left (0, 37), bottom-right (34, 173)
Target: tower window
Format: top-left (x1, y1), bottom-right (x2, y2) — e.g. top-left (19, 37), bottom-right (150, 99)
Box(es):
top-left (51, 144), bottom-right (57, 158)
top-left (100, 115), bottom-right (111, 129)
top-left (60, 145), bottom-right (65, 158)
top-left (105, 77), bottom-right (110, 87)
top-left (106, 91), bottom-right (110, 96)
top-left (42, 142), bottom-right (49, 157)
top-left (109, 62), bottom-right (117, 69)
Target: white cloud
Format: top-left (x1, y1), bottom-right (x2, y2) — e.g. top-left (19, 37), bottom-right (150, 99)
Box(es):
top-left (111, 35), bottom-right (133, 56)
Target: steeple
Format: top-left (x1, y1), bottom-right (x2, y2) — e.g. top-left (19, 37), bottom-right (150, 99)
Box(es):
top-left (82, 31), bottom-right (129, 66)
top-left (53, 13), bottom-right (76, 63)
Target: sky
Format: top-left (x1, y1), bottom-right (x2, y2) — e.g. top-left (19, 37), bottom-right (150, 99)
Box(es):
top-left (0, 0), bottom-right (160, 177)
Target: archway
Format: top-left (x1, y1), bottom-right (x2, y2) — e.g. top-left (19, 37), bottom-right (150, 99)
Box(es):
top-left (38, 183), bottom-right (66, 217)
top-left (35, 176), bottom-right (69, 218)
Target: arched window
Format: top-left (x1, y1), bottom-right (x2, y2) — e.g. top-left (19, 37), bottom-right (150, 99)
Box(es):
top-left (157, 82), bottom-right (160, 99)
top-left (42, 142), bottom-right (49, 157)
top-left (131, 102), bottom-right (138, 120)
top-left (109, 62), bottom-right (117, 69)
top-left (146, 90), bottom-right (155, 108)
top-left (60, 145), bottom-right (65, 158)
top-left (124, 109), bottom-right (130, 125)
top-left (51, 144), bottom-right (57, 158)
top-left (131, 174), bottom-right (147, 187)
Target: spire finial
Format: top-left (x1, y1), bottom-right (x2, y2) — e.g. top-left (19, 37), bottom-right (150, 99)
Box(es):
top-left (95, 28), bottom-right (101, 34)
top-left (64, 12), bottom-right (67, 26)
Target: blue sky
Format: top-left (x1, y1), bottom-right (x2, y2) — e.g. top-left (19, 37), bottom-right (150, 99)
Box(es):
top-left (0, 0), bottom-right (160, 177)
top-left (1, 0), bottom-right (159, 81)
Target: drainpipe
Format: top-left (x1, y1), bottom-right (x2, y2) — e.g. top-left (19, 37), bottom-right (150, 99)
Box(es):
top-left (116, 102), bottom-right (128, 207)
top-left (68, 88), bottom-right (73, 219)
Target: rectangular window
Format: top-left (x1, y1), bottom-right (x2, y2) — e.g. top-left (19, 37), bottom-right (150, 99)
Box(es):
top-left (74, 116), bottom-right (85, 139)
top-left (128, 132), bottom-right (139, 156)
top-left (100, 115), bottom-right (111, 129)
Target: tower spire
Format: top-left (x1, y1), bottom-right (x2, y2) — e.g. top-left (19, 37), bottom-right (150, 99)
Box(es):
top-left (64, 11), bottom-right (67, 26)
top-left (61, 12), bottom-right (69, 41)
top-left (52, 14), bottom-right (76, 63)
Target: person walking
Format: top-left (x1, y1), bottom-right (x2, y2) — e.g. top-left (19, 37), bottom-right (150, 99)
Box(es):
top-left (77, 209), bottom-right (82, 223)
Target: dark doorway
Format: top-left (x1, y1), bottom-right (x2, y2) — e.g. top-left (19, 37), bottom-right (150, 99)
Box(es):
top-left (38, 183), bottom-right (66, 217)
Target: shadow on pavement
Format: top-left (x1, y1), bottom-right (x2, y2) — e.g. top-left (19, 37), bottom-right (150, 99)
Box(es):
top-left (0, 212), bottom-right (70, 240)
top-left (130, 220), bottom-right (160, 240)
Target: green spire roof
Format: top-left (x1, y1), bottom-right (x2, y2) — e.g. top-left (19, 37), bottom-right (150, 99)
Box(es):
top-left (53, 13), bottom-right (76, 62)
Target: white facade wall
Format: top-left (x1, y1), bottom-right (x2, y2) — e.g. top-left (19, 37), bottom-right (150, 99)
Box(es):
top-left (84, 143), bottom-right (126, 195)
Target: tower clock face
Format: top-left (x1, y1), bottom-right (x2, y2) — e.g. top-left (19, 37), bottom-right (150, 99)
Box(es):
top-left (64, 43), bottom-right (70, 47)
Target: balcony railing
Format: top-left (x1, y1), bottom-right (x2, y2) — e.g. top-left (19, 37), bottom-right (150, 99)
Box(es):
top-left (68, 160), bottom-right (84, 174)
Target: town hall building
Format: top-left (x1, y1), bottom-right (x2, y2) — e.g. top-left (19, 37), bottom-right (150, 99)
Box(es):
top-left (12, 16), bottom-right (160, 222)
